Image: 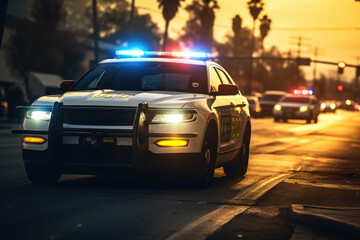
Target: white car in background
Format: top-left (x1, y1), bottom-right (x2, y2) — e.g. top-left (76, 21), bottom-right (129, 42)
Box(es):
top-left (273, 91), bottom-right (320, 124)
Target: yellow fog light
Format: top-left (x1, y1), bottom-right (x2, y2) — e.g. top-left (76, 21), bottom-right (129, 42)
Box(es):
top-left (299, 106), bottom-right (308, 112)
top-left (23, 136), bottom-right (46, 144)
top-left (274, 104), bottom-right (281, 111)
top-left (155, 139), bottom-right (189, 147)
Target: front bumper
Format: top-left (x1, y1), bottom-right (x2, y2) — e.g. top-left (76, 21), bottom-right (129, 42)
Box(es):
top-left (273, 109), bottom-right (310, 119)
top-left (13, 102), bottom-right (204, 175)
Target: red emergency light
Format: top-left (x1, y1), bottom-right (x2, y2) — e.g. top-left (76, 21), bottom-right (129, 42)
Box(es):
top-left (291, 89), bottom-right (313, 95)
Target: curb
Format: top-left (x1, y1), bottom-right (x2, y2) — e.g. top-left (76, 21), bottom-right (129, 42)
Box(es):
top-left (289, 204), bottom-right (360, 238)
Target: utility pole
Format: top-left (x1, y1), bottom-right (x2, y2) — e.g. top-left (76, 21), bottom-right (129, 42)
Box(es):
top-left (312, 47), bottom-right (318, 85)
top-left (0, 0), bottom-right (9, 48)
top-left (130, 0), bottom-right (135, 26)
top-left (92, 0), bottom-right (99, 64)
top-left (289, 36), bottom-right (311, 87)
top-left (129, 0), bottom-right (135, 48)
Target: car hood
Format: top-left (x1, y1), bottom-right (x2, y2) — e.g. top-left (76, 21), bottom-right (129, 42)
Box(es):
top-left (33, 90), bottom-right (205, 109)
top-left (278, 102), bottom-right (309, 107)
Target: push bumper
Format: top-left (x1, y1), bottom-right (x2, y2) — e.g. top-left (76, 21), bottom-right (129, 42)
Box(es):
top-left (13, 102), bottom-right (201, 175)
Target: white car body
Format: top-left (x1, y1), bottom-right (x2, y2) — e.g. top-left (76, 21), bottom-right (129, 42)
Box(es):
top-left (273, 94), bottom-right (321, 123)
top-left (14, 57), bottom-right (252, 185)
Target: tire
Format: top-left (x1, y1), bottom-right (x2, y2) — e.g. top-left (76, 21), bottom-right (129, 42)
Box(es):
top-left (306, 112), bottom-right (313, 124)
top-left (274, 117), bottom-right (280, 122)
top-left (194, 127), bottom-right (217, 188)
top-left (25, 164), bottom-right (61, 185)
top-left (314, 116), bottom-right (318, 123)
top-left (223, 127), bottom-right (250, 178)
top-left (282, 118), bottom-right (288, 123)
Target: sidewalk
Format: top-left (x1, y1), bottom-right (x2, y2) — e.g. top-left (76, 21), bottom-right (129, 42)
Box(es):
top-left (290, 204), bottom-right (360, 239)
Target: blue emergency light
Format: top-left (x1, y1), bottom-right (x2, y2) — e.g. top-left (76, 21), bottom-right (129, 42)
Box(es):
top-left (115, 50), bottom-right (211, 59)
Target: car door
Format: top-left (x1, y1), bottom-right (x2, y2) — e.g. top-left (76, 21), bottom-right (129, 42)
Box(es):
top-left (210, 66), bottom-right (246, 164)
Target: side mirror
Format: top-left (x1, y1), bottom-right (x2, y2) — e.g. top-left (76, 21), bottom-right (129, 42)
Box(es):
top-left (217, 84), bottom-right (239, 95)
top-left (60, 80), bottom-right (75, 91)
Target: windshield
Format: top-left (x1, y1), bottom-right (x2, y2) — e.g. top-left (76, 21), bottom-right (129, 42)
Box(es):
top-left (262, 94), bottom-right (284, 101)
top-left (72, 62), bottom-right (207, 93)
top-left (281, 97), bottom-right (310, 103)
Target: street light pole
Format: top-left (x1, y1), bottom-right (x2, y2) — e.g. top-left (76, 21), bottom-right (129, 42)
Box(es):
top-left (92, 0), bottom-right (99, 64)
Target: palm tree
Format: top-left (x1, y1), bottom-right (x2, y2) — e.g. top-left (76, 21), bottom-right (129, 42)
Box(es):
top-left (158, 0), bottom-right (184, 51)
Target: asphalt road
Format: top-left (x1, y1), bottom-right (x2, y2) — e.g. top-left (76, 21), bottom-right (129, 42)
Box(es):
top-left (1, 110), bottom-right (359, 240)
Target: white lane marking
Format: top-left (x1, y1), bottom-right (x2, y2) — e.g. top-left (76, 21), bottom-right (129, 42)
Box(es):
top-left (166, 205), bottom-right (249, 240)
top-left (232, 173), bottom-right (289, 202)
top-left (284, 179), bottom-right (360, 191)
top-left (165, 173), bottom-right (290, 240)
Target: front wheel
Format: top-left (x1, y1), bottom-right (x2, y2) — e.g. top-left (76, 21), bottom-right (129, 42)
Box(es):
top-left (194, 128), bottom-right (217, 187)
top-left (25, 164), bottom-right (61, 184)
top-left (224, 131), bottom-right (250, 178)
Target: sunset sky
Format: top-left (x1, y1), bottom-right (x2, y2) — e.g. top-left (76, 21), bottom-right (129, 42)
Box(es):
top-left (6, 0), bottom-right (360, 82)
top-left (138, 0), bottom-right (360, 82)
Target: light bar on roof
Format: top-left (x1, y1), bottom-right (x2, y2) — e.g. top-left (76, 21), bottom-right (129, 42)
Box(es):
top-left (292, 89), bottom-right (313, 95)
top-left (115, 50), bottom-right (211, 59)
top-left (115, 50), bottom-right (144, 57)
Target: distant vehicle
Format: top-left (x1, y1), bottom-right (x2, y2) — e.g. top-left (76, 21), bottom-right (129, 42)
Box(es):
top-left (320, 100), bottom-right (336, 113)
top-left (260, 91), bottom-right (286, 116)
top-left (245, 95), bottom-right (262, 118)
top-left (339, 99), bottom-right (357, 111)
top-left (273, 92), bottom-right (321, 124)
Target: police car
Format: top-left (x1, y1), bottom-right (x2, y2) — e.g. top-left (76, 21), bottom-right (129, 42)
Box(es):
top-left (13, 51), bottom-right (251, 187)
top-left (273, 89), bottom-right (320, 124)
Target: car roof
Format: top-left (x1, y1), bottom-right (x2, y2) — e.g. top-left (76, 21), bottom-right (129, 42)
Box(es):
top-left (100, 58), bottom-right (208, 66)
top-left (283, 94), bottom-right (314, 98)
top-left (263, 90), bottom-right (286, 95)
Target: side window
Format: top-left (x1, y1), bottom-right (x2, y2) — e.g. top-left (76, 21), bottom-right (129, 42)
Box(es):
top-left (215, 68), bottom-right (232, 85)
top-left (210, 67), bottom-right (223, 92)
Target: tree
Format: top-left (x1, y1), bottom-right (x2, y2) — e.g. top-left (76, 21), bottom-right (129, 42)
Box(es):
top-left (85, 0), bottom-right (161, 51)
top-left (259, 15), bottom-right (271, 49)
top-left (158, 0), bottom-right (184, 51)
top-left (181, 0), bottom-right (219, 52)
top-left (5, 0), bottom-right (86, 95)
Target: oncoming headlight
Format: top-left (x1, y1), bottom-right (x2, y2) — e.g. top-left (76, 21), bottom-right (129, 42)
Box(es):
top-left (330, 103), bottom-right (336, 109)
top-left (151, 113), bottom-right (196, 123)
top-left (274, 104), bottom-right (281, 111)
top-left (27, 111), bottom-right (52, 120)
top-left (320, 103), bottom-right (326, 109)
top-left (299, 106), bottom-right (308, 112)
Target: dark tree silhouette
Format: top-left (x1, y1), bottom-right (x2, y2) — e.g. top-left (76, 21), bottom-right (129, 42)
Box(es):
top-left (85, 0), bottom-right (160, 51)
top-left (259, 15), bottom-right (271, 49)
top-left (181, 0), bottom-right (219, 52)
top-left (158, 0), bottom-right (184, 51)
top-left (5, 0), bottom-right (86, 95)
top-left (232, 15), bottom-right (242, 57)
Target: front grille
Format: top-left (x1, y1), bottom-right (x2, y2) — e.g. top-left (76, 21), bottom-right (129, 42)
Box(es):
top-left (63, 107), bottom-right (136, 126)
top-left (282, 106), bottom-right (299, 112)
top-left (61, 144), bottom-right (132, 165)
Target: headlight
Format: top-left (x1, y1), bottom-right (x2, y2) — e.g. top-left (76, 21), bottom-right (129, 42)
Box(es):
top-left (330, 103), bottom-right (336, 109)
top-left (27, 111), bottom-right (52, 120)
top-left (151, 113), bottom-right (196, 123)
top-left (299, 106), bottom-right (308, 112)
top-left (320, 103), bottom-right (326, 109)
top-left (274, 104), bottom-right (281, 111)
